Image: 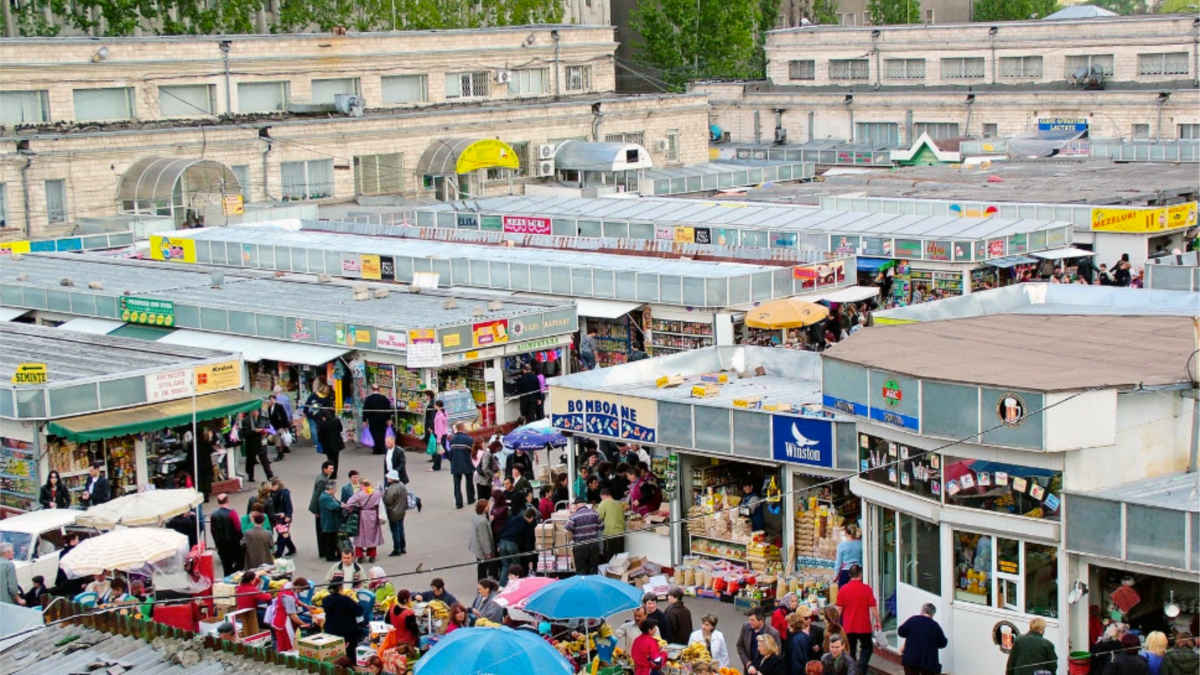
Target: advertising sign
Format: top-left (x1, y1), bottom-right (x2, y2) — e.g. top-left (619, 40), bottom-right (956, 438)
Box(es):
top-left (379, 256), bottom-right (395, 281)
top-left (150, 235), bottom-right (197, 263)
top-left (868, 372), bottom-right (920, 430)
top-left (406, 329), bottom-right (443, 367)
top-left (455, 139), bottom-right (521, 174)
top-left (551, 390), bottom-right (658, 442)
top-left (361, 254), bottom-right (382, 280)
top-left (771, 414), bottom-right (833, 468)
top-left (120, 297), bottom-right (174, 326)
top-left (146, 368), bottom-right (194, 403)
top-left (290, 318), bottom-right (313, 342)
top-left (0, 241), bottom-right (31, 256)
top-left (456, 213), bottom-right (479, 229)
top-left (481, 215), bottom-right (503, 232)
top-left (654, 226), bottom-right (674, 241)
top-left (859, 237), bottom-right (888, 257)
top-left (502, 215), bottom-right (551, 235)
top-left (618, 396), bottom-right (657, 443)
top-left (11, 363), bottom-right (47, 385)
top-left (924, 240), bottom-right (951, 261)
top-left (222, 195), bottom-right (245, 216)
top-left (1091, 204), bottom-right (1196, 233)
top-left (376, 330), bottom-right (407, 351)
top-left (342, 255), bottom-right (362, 275)
top-left (894, 239), bottom-right (922, 258)
top-left (987, 239), bottom-right (1006, 258)
top-left (674, 227), bottom-right (695, 243)
top-left (195, 361), bottom-right (241, 394)
top-left (1038, 118), bottom-right (1088, 133)
top-left (472, 319), bottom-right (509, 347)
top-left (694, 228), bottom-right (712, 245)
top-left (1168, 203), bottom-right (1197, 229)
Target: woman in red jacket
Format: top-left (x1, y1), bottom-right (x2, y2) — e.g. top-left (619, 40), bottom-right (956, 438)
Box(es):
top-left (632, 618), bottom-right (667, 675)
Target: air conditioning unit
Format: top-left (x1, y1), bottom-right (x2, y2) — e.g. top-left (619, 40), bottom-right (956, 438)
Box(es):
top-left (656, 139), bottom-right (669, 152)
top-left (774, 127), bottom-right (788, 145)
top-left (496, 71), bottom-right (512, 84)
top-left (537, 144), bottom-right (555, 160)
top-left (333, 94), bottom-right (365, 117)
top-left (536, 160), bottom-right (555, 177)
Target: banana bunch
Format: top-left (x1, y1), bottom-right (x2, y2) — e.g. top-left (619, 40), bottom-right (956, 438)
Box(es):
top-left (656, 637), bottom-right (668, 649)
top-left (597, 623), bottom-right (613, 638)
top-left (474, 617), bottom-right (502, 628)
top-left (426, 600), bottom-right (450, 620)
top-left (268, 579), bottom-right (286, 590)
top-left (679, 642), bottom-right (711, 663)
top-left (312, 589), bottom-right (330, 604)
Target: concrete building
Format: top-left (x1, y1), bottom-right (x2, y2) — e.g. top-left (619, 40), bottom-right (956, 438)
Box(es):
top-left (696, 14), bottom-right (1200, 145)
top-left (0, 27), bottom-right (711, 240)
top-left (777, 0), bottom-right (970, 28)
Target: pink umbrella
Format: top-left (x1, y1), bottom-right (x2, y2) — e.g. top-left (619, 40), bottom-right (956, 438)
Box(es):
top-left (495, 576), bottom-right (557, 611)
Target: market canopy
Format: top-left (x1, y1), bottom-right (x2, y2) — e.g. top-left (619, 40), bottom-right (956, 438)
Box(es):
top-left (117, 156), bottom-right (240, 205)
top-left (985, 255), bottom-right (1039, 268)
top-left (157, 330), bottom-right (349, 365)
top-left (1031, 246), bottom-right (1096, 260)
top-left (553, 141), bottom-right (652, 172)
top-left (46, 389), bottom-right (263, 443)
top-left (745, 297), bottom-right (830, 329)
top-left (416, 138), bottom-right (521, 177)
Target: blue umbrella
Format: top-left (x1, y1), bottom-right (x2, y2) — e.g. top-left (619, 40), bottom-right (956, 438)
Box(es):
top-left (503, 418), bottom-right (568, 452)
top-left (523, 574), bottom-right (643, 620)
top-left (414, 626), bottom-right (572, 675)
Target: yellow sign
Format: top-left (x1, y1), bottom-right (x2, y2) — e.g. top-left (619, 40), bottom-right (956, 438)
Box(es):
top-left (150, 235), bottom-right (197, 263)
top-left (333, 379), bottom-right (343, 415)
top-left (443, 333), bottom-right (462, 348)
top-left (1089, 205), bottom-right (1197, 233)
top-left (454, 139), bottom-right (521, 174)
top-left (674, 227), bottom-right (695, 243)
top-left (194, 360), bottom-right (241, 393)
top-left (354, 329), bottom-right (371, 344)
top-left (408, 329), bottom-right (436, 343)
top-left (0, 241), bottom-right (31, 256)
top-left (617, 395), bottom-right (657, 443)
top-left (361, 254), bottom-right (382, 280)
top-left (11, 363), bottom-right (47, 385)
top-left (222, 195), bottom-right (245, 216)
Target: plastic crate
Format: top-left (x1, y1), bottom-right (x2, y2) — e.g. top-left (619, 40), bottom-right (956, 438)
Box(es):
top-left (733, 596), bottom-right (761, 612)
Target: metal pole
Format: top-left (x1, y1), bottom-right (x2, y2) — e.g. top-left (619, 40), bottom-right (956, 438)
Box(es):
top-left (694, 0), bottom-right (700, 75)
top-left (1189, 318), bottom-right (1199, 473)
top-left (193, 388), bottom-right (202, 547)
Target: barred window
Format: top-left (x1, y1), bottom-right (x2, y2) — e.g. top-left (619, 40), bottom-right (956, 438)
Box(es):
top-left (487, 142), bottom-right (529, 180)
top-left (789, 60), bottom-right (815, 80)
top-left (1138, 52), bottom-right (1189, 76)
top-left (855, 122), bottom-right (899, 147)
top-left (941, 57), bottom-right (985, 80)
top-left (604, 132), bottom-right (646, 146)
top-left (446, 71), bottom-right (490, 99)
top-left (830, 59), bottom-right (869, 80)
top-left (354, 153), bottom-right (405, 196)
top-left (1065, 54), bottom-right (1114, 77)
top-left (45, 179), bottom-right (67, 224)
top-left (566, 65), bottom-right (592, 91)
top-left (914, 122), bottom-right (960, 140)
top-left (999, 56), bottom-right (1043, 79)
top-left (885, 59), bottom-right (925, 80)
top-left (667, 129), bottom-right (680, 162)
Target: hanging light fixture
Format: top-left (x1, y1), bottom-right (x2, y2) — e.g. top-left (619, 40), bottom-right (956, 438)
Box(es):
top-left (1164, 590), bottom-right (1181, 619)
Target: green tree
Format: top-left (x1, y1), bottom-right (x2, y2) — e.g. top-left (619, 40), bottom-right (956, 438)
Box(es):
top-left (1091, 0), bottom-right (1148, 13)
top-left (971, 0), bottom-right (1059, 21)
top-left (811, 0), bottom-right (837, 24)
top-left (866, 0), bottom-right (919, 24)
top-left (631, 0), bottom-right (760, 90)
top-left (1158, 0), bottom-right (1199, 11)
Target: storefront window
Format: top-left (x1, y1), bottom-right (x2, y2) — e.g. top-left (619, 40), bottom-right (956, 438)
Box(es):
top-left (859, 432), bottom-right (941, 500)
top-left (954, 529), bottom-right (1059, 619)
top-left (900, 514), bottom-right (941, 595)
top-left (954, 531), bottom-right (992, 605)
top-left (1025, 543), bottom-right (1058, 618)
top-left (943, 456), bottom-right (1062, 521)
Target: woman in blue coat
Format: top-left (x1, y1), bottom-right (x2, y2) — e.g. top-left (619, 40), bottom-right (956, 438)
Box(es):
top-left (318, 480), bottom-right (344, 562)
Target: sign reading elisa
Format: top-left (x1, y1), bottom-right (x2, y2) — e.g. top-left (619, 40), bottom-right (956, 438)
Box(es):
top-left (882, 378), bottom-right (903, 408)
top-left (502, 215), bottom-right (551, 235)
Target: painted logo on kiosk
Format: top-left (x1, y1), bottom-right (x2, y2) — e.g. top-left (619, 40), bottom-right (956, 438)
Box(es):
top-left (996, 392), bottom-right (1028, 427)
top-left (882, 379), bottom-right (903, 408)
top-left (770, 415), bottom-right (833, 468)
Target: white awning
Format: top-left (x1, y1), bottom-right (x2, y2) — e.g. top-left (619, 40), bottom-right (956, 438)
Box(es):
top-left (158, 330), bottom-right (349, 366)
top-left (58, 317), bottom-right (126, 335)
top-left (575, 298), bottom-right (642, 320)
top-left (1031, 247), bottom-right (1096, 260)
top-left (797, 285), bottom-right (881, 304)
top-left (0, 308), bottom-right (29, 322)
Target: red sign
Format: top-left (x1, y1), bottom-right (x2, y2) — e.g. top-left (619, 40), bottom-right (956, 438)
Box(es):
top-left (882, 378), bottom-right (903, 407)
top-left (503, 215), bottom-right (552, 235)
top-left (987, 239), bottom-right (1006, 257)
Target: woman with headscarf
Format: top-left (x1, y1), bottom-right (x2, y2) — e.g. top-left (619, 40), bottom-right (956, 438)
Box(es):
top-left (368, 566), bottom-right (396, 607)
top-left (344, 478), bottom-right (385, 563)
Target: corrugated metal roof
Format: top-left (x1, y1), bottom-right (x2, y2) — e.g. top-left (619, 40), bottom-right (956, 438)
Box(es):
top-left (873, 285), bottom-right (1200, 323)
top-left (414, 196), bottom-right (1070, 238)
top-left (1071, 472), bottom-right (1199, 512)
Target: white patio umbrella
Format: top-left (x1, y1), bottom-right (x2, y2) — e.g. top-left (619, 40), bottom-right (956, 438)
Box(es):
top-left (75, 488), bottom-right (203, 529)
top-left (59, 527), bottom-right (189, 578)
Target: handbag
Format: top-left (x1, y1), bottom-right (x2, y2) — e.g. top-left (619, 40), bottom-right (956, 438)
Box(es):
top-left (360, 426), bottom-right (375, 448)
top-left (406, 489), bottom-right (419, 510)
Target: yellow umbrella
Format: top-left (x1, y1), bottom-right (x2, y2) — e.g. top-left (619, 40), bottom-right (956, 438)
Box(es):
top-left (745, 297), bottom-right (830, 329)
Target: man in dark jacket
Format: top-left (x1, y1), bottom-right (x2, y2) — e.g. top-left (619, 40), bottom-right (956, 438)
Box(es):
top-left (662, 586), bottom-right (694, 645)
top-left (1163, 632), bottom-right (1199, 675)
top-left (241, 409), bottom-right (273, 482)
top-left (497, 508), bottom-right (536, 581)
top-left (320, 583), bottom-right (364, 659)
top-left (737, 607), bottom-right (782, 673)
top-left (316, 412), bottom-right (345, 478)
top-left (447, 422), bottom-right (476, 509)
top-left (210, 493), bottom-right (244, 575)
top-left (266, 394), bottom-right (292, 461)
top-left (1005, 617), bottom-right (1058, 675)
top-left (516, 364), bottom-right (542, 421)
top-left (309, 461), bottom-right (336, 560)
top-left (1103, 634), bottom-right (1149, 675)
top-left (383, 434), bottom-right (409, 485)
top-left (362, 384), bottom-right (393, 456)
top-left (80, 461), bottom-right (111, 507)
top-left (897, 603), bottom-right (947, 675)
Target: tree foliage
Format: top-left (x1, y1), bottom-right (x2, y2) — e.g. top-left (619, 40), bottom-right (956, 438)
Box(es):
top-left (1158, 0), bottom-right (1199, 11)
top-left (866, 0), bottom-right (919, 24)
top-left (1090, 0), bottom-right (1148, 14)
top-left (971, 0), bottom-right (1059, 21)
top-left (631, 0), bottom-right (762, 90)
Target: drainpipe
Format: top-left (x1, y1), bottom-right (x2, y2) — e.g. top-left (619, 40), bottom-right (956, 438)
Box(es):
top-left (260, 127), bottom-right (273, 200)
top-left (590, 102), bottom-right (604, 141)
top-left (20, 155), bottom-right (33, 238)
top-left (220, 41), bottom-right (233, 116)
top-left (1156, 92), bottom-right (1170, 141)
top-left (871, 30), bottom-right (881, 88)
top-left (1193, 18), bottom-right (1199, 89)
top-left (754, 110), bottom-right (762, 145)
top-left (1190, 318), bottom-right (1199, 474)
top-left (551, 29), bottom-right (562, 98)
top-left (965, 93), bottom-right (976, 138)
top-left (988, 26), bottom-right (998, 86)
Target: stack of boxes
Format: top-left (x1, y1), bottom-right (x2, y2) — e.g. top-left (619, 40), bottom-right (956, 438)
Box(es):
top-left (297, 634), bottom-right (346, 662)
top-left (746, 532), bottom-right (782, 572)
top-left (535, 512), bottom-right (574, 573)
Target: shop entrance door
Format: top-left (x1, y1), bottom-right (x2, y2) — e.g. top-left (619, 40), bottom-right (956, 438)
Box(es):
top-left (872, 505), bottom-right (898, 631)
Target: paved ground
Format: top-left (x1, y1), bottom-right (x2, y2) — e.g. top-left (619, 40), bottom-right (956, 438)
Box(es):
top-left (227, 438), bottom-right (899, 673)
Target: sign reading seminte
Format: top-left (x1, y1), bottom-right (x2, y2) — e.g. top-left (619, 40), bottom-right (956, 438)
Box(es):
top-left (11, 363), bottom-right (47, 385)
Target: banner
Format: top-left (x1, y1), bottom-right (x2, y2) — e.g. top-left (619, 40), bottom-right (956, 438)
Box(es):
top-left (472, 319), bottom-right (509, 347)
top-left (1091, 206), bottom-right (1181, 233)
top-left (673, 227), bottom-right (695, 243)
top-left (551, 389), bottom-right (658, 443)
top-left (361, 254), bottom-right (382, 280)
top-left (502, 215), bottom-right (551, 235)
top-left (195, 361), bottom-right (242, 394)
top-left (407, 329), bottom-right (443, 368)
top-left (146, 369), bottom-right (194, 403)
top-left (0, 241), bottom-right (31, 256)
top-left (120, 297), bottom-right (175, 326)
top-left (771, 415), bottom-right (834, 467)
top-left (618, 396), bottom-right (657, 443)
top-left (150, 235), bottom-right (197, 263)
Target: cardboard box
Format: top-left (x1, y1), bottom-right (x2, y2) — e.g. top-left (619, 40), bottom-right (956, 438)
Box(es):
top-left (553, 529), bottom-right (573, 548)
top-left (534, 523), bottom-right (556, 550)
top-left (655, 374), bottom-right (685, 388)
top-left (212, 582), bottom-right (237, 607)
top-left (700, 372), bottom-right (729, 384)
top-left (690, 383), bottom-right (720, 398)
top-left (356, 645), bottom-right (377, 666)
top-left (298, 633), bottom-right (346, 663)
top-left (225, 608), bottom-right (260, 637)
top-left (243, 631), bottom-right (273, 648)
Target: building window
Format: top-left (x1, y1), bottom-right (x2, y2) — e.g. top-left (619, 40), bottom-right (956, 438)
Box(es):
top-left (230, 165), bottom-right (251, 201)
top-left (854, 122), bottom-right (900, 147)
top-left (72, 87), bottom-right (136, 122)
top-left (1138, 52), bottom-right (1190, 76)
top-left (983, 123), bottom-right (999, 138)
top-left (353, 153), bottom-right (405, 196)
top-left (941, 57), bottom-right (985, 80)
top-left (566, 65), bottom-right (592, 91)
top-left (381, 75), bottom-right (428, 104)
top-left (238, 81), bottom-right (290, 113)
top-left (666, 129), bottom-right (680, 162)
top-left (0, 90), bottom-right (50, 124)
top-left (862, 11), bottom-right (871, 24)
top-left (311, 77), bottom-right (360, 104)
top-left (1024, 542), bottom-right (1059, 618)
top-left (509, 68), bottom-right (550, 96)
top-left (0, 183), bottom-right (7, 228)
top-left (830, 59), bottom-right (870, 81)
top-left (914, 122), bottom-right (960, 139)
top-left (953, 531), bottom-right (1059, 618)
top-left (999, 56), bottom-right (1043, 79)
top-left (280, 159), bottom-right (334, 200)
top-left (1132, 124), bottom-right (1150, 140)
top-left (789, 60), bottom-right (816, 80)
top-left (1065, 54), bottom-right (1114, 78)
top-left (445, 71), bottom-right (490, 99)
top-left (900, 514), bottom-right (940, 595)
top-left (1179, 124), bottom-right (1200, 140)
top-left (954, 531), bottom-right (993, 606)
top-left (486, 142), bottom-right (528, 180)
top-left (884, 58), bottom-right (925, 80)
top-left (159, 84), bottom-right (216, 117)
top-left (45, 179), bottom-right (67, 224)
top-left (943, 455), bottom-right (1063, 522)
top-left (924, 8), bottom-right (934, 23)
top-left (604, 132), bottom-right (646, 146)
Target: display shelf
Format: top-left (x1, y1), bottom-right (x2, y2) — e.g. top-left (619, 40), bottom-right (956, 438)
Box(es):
top-left (690, 536), bottom-right (748, 562)
top-left (651, 331), bottom-right (715, 339)
top-left (649, 319), bottom-right (713, 337)
top-left (691, 533), bottom-right (750, 547)
top-left (692, 479), bottom-right (740, 493)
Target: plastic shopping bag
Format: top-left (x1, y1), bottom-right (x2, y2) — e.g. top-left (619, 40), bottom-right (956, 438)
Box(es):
top-left (360, 426), bottom-right (375, 447)
top-left (386, 425), bottom-right (396, 442)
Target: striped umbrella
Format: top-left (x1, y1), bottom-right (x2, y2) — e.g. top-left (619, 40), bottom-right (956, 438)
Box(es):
top-left (76, 488), bottom-right (203, 529)
top-left (59, 527), bottom-right (189, 578)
